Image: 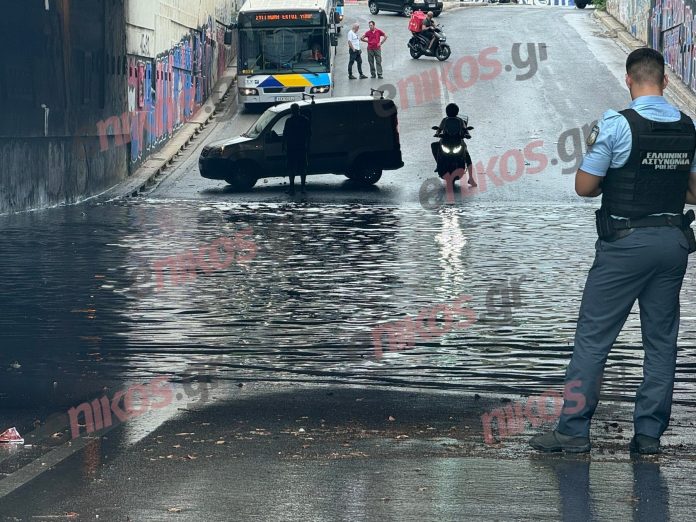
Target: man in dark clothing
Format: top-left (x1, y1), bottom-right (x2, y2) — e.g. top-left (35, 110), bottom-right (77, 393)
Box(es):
top-left (282, 103), bottom-right (312, 194)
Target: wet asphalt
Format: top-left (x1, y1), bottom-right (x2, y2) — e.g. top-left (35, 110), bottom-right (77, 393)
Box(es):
top-left (1, 4), bottom-right (696, 520)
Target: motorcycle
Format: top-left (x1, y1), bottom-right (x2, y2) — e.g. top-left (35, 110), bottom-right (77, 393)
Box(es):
top-left (408, 26), bottom-right (451, 61)
top-left (432, 117), bottom-right (474, 179)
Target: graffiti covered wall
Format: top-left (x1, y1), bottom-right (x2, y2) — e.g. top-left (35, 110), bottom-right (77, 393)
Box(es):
top-left (608, 0), bottom-right (652, 42)
top-left (123, 0), bottom-right (235, 168)
top-left (609, 0), bottom-right (696, 95)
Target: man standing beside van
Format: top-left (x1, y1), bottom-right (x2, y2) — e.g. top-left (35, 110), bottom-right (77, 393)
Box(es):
top-left (347, 23), bottom-right (368, 80)
top-left (361, 21), bottom-right (387, 79)
top-left (282, 104), bottom-right (312, 194)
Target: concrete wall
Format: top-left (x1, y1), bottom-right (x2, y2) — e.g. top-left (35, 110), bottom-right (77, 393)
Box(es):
top-left (608, 0), bottom-right (696, 93)
top-left (0, 0), bottom-right (236, 214)
top-left (0, 0), bottom-right (128, 214)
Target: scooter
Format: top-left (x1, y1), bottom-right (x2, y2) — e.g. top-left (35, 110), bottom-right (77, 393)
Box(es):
top-left (408, 26), bottom-right (451, 61)
top-left (432, 117), bottom-right (473, 179)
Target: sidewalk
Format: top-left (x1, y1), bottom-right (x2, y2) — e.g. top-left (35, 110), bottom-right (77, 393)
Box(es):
top-left (1, 384), bottom-right (695, 519)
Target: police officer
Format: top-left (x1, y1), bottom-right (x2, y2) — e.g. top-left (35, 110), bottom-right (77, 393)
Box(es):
top-left (530, 48), bottom-right (696, 455)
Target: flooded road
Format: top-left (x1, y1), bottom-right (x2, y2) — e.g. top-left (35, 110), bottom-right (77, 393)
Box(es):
top-left (3, 198), bottom-right (696, 417)
top-left (4, 5), bottom-right (696, 519)
top-left (2, 6), bottom-right (696, 426)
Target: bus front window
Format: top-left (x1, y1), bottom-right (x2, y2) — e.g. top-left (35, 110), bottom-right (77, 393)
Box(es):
top-left (240, 28), bottom-right (329, 74)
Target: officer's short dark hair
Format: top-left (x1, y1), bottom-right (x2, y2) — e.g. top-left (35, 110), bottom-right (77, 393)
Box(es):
top-left (445, 103), bottom-right (459, 117)
top-left (626, 48), bottom-right (665, 85)
top-left (291, 103), bottom-right (300, 115)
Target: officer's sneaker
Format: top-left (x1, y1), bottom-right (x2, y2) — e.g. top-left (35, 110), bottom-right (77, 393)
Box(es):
top-left (529, 430), bottom-right (591, 453)
top-left (629, 434), bottom-right (660, 455)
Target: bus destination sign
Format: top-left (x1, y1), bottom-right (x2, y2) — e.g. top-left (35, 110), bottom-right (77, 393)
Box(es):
top-left (252, 12), bottom-right (321, 25)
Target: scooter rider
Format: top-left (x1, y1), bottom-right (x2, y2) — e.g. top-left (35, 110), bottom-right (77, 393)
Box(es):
top-left (431, 103), bottom-right (476, 186)
top-left (421, 12), bottom-right (438, 53)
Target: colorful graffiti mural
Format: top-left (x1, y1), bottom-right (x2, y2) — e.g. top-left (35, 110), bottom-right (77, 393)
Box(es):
top-left (610, 0), bottom-right (696, 96)
top-left (124, 18), bottom-right (231, 167)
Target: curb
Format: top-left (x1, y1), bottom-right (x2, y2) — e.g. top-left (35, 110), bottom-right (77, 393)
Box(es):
top-left (593, 9), bottom-right (696, 117)
top-left (102, 65), bottom-right (238, 200)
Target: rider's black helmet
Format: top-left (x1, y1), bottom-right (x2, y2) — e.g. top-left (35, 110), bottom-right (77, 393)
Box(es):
top-left (445, 103), bottom-right (459, 117)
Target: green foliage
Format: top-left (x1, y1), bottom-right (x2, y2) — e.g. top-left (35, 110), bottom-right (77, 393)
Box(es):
top-left (593, 0), bottom-right (607, 11)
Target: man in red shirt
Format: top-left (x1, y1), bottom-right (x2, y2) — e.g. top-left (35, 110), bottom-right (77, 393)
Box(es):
top-left (361, 21), bottom-right (387, 79)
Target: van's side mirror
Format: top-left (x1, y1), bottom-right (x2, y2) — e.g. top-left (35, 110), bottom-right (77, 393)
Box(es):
top-left (266, 131), bottom-right (282, 143)
top-left (330, 34), bottom-right (338, 47)
top-left (224, 31), bottom-right (233, 45)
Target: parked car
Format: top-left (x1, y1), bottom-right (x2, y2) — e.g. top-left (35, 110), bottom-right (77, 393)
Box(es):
top-left (199, 96), bottom-right (404, 190)
top-left (368, 0), bottom-right (443, 17)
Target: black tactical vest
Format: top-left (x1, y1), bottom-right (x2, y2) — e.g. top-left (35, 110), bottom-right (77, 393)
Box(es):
top-left (601, 109), bottom-right (696, 218)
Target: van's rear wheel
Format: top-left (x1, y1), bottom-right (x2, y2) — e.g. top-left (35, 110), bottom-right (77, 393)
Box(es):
top-left (350, 164), bottom-right (382, 185)
top-left (403, 6), bottom-right (414, 16)
top-left (225, 162), bottom-right (258, 191)
top-left (369, 1), bottom-right (379, 14)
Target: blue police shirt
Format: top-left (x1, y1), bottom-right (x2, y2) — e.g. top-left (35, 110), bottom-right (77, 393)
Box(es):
top-left (581, 95), bottom-right (696, 176)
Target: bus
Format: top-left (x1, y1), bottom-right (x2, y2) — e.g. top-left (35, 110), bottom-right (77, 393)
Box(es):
top-left (235, 0), bottom-right (338, 108)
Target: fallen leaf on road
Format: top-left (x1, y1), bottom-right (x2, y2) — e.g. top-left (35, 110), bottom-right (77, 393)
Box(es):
top-left (175, 433), bottom-right (194, 436)
top-left (167, 507), bottom-right (182, 513)
top-left (388, 416), bottom-right (395, 422)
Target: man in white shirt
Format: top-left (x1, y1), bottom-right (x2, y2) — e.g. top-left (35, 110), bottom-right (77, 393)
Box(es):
top-left (347, 23), bottom-right (367, 80)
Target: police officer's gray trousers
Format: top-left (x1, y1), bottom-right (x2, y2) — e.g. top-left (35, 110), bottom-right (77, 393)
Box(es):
top-left (557, 227), bottom-right (689, 439)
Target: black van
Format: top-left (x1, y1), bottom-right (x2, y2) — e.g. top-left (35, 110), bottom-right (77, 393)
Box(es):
top-left (199, 96), bottom-right (404, 190)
